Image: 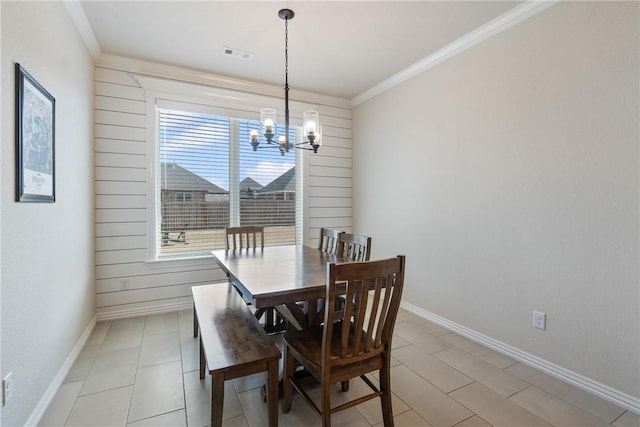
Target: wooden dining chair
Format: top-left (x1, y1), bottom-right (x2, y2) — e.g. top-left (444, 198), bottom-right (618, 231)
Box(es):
top-left (225, 226), bottom-right (264, 250)
top-left (282, 255), bottom-right (406, 427)
top-left (334, 232), bottom-right (372, 391)
top-left (224, 226), bottom-right (284, 333)
top-left (318, 228), bottom-right (343, 255)
top-left (338, 233), bottom-right (372, 261)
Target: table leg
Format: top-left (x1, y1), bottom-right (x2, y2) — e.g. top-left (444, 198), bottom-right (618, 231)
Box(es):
top-left (274, 303), bottom-right (306, 331)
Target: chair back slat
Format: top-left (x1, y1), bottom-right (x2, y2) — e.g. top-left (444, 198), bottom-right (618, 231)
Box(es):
top-left (324, 256), bottom-right (405, 365)
top-left (225, 226), bottom-right (264, 250)
top-left (338, 233), bottom-right (372, 261)
top-left (376, 276), bottom-right (394, 347)
top-left (319, 228), bottom-right (343, 255)
top-left (352, 279), bottom-right (369, 355)
top-left (365, 279), bottom-right (382, 352)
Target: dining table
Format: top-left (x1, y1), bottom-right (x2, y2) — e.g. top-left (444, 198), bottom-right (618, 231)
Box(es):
top-left (210, 244), bottom-right (349, 330)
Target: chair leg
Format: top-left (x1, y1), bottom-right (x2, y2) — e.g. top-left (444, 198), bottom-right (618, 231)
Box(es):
top-left (379, 367), bottom-right (394, 427)
top-left (266, 307), bottom-right (274, 327)
top-left (282, 346), bottom-right (294, 413)
top-left (340, 380), bottom-right (349, 392)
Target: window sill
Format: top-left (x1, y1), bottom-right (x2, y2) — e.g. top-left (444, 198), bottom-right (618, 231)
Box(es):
top-left (146, 254), bottom-right (215, 270)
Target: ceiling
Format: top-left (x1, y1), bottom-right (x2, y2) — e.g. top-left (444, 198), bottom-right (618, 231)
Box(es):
top-left (79, 1), bottom-right (522, 100)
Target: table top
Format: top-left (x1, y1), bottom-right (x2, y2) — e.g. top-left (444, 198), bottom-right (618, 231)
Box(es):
top-left (211, 245), bottom-right (346, 308)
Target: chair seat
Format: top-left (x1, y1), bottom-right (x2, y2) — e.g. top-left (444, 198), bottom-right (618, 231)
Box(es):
top-left (284, 322), bottom-right (385, 381)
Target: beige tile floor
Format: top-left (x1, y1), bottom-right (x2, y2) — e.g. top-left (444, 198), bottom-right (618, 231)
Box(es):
top-left (39, 309), bottom-right (639, 427)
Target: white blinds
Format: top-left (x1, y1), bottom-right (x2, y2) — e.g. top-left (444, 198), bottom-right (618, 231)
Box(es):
top-left (156, 107), bottom-right (297, 259)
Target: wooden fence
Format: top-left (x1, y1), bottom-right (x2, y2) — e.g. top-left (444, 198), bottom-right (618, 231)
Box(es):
top-left (161, 200), bottom-right (295, 231)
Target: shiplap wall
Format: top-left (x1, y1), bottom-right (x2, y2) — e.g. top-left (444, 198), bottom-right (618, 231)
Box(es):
top-left (94, 55), bottom-right (352, 320)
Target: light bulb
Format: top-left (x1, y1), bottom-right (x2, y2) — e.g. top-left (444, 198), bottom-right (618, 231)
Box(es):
top-left (305, 120), bottom-right (316, 133)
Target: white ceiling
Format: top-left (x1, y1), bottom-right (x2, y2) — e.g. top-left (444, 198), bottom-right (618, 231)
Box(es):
top-left (78, 1), bottom-right (522, 100)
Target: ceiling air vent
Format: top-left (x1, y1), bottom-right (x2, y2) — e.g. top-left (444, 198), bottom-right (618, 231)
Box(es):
top-left (222, 47), bottom-right (253, 60)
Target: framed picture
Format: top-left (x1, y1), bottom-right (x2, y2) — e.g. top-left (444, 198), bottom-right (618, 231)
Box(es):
top-left (15, 63), bottom-right (55, 202)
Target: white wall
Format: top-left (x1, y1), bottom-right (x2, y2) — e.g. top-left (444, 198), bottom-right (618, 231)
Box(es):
top-left (92, 56), bottom-right (352, 319)
top-left (353, 1), bottom-right (639, 402)
top-left (1, 2), bottom-right (95, 426)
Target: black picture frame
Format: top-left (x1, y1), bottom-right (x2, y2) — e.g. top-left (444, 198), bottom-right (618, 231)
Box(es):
top-left (15, 63), bottom-right (56, 202)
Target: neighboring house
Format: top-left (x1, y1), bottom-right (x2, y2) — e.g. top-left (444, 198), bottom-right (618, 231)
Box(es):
top-left (160, 162), bottom-right (228, 231)
top-left (160, 164), bottom-right (295, 230)
top-left (257, 167), bottom-right (295, 200)
top-left (160, 162), bottom-right (227, 203)
top-left (240, 177), bottom-right (263, 199)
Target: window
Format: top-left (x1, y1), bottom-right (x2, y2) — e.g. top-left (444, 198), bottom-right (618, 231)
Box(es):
top-left (152, 103), bottom-right (300, 260)
top-left (174, 192), bottom-right (193, 203)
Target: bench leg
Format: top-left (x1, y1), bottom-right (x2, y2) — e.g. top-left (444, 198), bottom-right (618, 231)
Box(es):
top-left (211, 373), bottom-right (224, 427)
top-left (267, 360), bottom-right (279, 427)
top-left (199, 336), bottom-right (206, 380)
top-left (193, 301), bottom-right (198, 338)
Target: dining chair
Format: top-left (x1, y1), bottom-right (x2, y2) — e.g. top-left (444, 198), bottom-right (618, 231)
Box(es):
top-left (317, 228), bottom-right (345, 324)
top-left (224, 226), bottom-right (284, 333)
top-left (318, 228), bottom-right (343, 255)
top-left (334, 232), bottom-right (372, 391)
top-left (338, 233), bottom-right (372, 261)
top-left (225, 226), bottom-right (264, 250)
top-left (282, 255), bottom-right (406, 427)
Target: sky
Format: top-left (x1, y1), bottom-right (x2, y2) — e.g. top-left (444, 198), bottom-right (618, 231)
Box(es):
top-left (159, 109), bottom-right (296, 190)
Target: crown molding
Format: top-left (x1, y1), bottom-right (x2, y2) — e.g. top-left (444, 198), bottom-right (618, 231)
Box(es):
top-left (97, 53), bottom-right (351, 110)
top-left (351, 0), bottom-right (559, 106)
top-left (62, 0), bottom-right (101, 59)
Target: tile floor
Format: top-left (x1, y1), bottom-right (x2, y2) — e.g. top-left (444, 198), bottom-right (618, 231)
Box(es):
top-left (39, 308), bottom-right (639, 427)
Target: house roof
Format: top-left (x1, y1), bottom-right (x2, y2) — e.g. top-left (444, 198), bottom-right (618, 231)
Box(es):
top-left (240, 177), bottom-right (263, 192)
top-left (258, 167), bottom-right (295, 194)
top-left (160, 163), bottom-right (226, 194)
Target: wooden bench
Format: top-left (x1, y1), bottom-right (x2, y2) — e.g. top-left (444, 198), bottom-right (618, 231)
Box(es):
top-left (192, 283), bottom-right (281, 427)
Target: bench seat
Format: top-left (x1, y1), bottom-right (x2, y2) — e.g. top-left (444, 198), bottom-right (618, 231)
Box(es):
top-left (192, 283), bottom-right (281, 427)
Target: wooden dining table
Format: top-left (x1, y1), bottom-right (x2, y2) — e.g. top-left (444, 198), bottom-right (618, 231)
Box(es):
top-left (211, 244), bottom-right (349, 330)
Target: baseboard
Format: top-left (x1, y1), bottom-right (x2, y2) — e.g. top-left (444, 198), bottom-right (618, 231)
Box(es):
top-left (25, 301), bottom-right (192, 425)
top-left (25, 315), bottom-right (97, 426)
top-left (400, 301), bottom-right (640, 415)
top-left (96, 301), bottom-right (193, 321)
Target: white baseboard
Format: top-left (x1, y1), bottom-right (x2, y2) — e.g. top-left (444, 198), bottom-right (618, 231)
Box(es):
top-left (400, 301), bottom-right (640, 415)
top-left (96, 301), bottom-right (193, 322)
top-left (25, 315), bottom-right (97, 427)
top-left (25, 301), bottom-right (191, 426)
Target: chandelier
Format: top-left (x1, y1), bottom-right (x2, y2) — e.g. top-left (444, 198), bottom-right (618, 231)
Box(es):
top-left (250, 9), bottom-right (321, 155)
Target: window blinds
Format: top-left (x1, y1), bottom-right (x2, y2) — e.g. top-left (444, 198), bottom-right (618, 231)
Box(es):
top-left (157, 107), bottom-right (297, 259)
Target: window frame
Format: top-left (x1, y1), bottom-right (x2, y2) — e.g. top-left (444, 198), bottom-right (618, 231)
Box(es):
top-left (174, 192), bottom-right (193, 203)
top-left (140, 77), bottom-right (309, 263)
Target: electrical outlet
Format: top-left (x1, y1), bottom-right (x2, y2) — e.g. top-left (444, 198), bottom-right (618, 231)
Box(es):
top-left (3, 372), bottom-right (14, 406)
top-left (120, 278), bottom-right (130, 290)
top-left (533, 310), bottom-right (546, 330)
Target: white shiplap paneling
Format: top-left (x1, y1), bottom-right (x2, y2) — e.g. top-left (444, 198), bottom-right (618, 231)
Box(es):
top-left (94, 57), bottom-right (352, 319)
